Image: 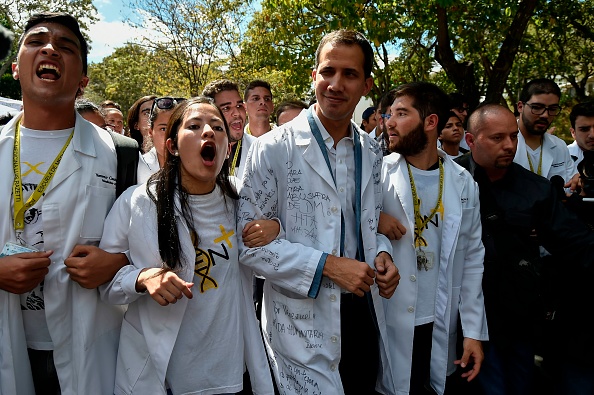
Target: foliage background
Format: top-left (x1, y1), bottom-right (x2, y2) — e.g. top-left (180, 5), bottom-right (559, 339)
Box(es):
top-left (2, 0), bottom-right (594, 141)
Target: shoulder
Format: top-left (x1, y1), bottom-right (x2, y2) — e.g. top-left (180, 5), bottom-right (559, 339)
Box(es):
top-left (545, 133), bottom-right (570, 151)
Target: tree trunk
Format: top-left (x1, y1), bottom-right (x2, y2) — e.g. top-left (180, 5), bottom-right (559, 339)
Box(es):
top-left (434, 5), bottom-right (480, 108)
top-left (484, 0), bottom-right (539, 104)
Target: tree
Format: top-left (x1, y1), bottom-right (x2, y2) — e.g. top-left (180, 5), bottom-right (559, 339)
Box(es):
top-left (125, 0), bottom-right (251, 96)
top-left (239, 0), bottom-right (594, 114)
top-left (85, 43), bottom-right (189, 117)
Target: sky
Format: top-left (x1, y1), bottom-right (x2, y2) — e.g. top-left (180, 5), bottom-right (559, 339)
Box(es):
top-left (87, 0), bottom-right (149, 63)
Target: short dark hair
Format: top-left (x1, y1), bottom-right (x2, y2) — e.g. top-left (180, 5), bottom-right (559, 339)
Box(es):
top-left (570, 101), bottom-right (594, 129)
top-left (519, 78), bottom-right (561, 103)
top-left (202, 79), bottom-right (241, 98)
top-left (100, 99), bottom-right (121, 111)
top-left (448, 92), bottom-right (467, 109)
top-left (392, 82), bottom-right (451, 132)
top-left (275, 99), bottom-right (308, 121)
top-left (244, 80), bottom-right (272, 101)
top-left (362, 106), bottom-right (376, 121)
top-left (75, 97), bottom-right (105, 117)
top-left (315, 29), bottom-right (374, 78)
top-left (379, 90), bottom-right (397, 115)
top-left (19, 12), bottom-right (88, 74)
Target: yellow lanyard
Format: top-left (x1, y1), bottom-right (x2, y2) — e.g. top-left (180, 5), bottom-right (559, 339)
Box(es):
top-left (229, 139), bottom-right (242, 176)
top-left (407, 158), bottom-right (444, 247)
top-left (526, 143), bottom-right (543, 176)
top-left (12, 122), bottom-right (74, 231)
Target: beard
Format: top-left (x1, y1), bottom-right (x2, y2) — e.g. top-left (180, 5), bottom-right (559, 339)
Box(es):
top-left (522, 112), bottom-right (549, 136)
top-left (390, 121), bottom-right (428, 157)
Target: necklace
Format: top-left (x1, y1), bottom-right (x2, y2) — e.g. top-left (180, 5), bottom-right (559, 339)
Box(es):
top-left (406, 158), bottom-right (444, 271)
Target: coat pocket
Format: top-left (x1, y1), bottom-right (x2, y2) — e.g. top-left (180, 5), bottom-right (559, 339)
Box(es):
top-left (80, 185), bottom-right (115, 240)
top-left (263, 283), bottom-right (318, 365)
top-left (115, 318), bottom-right (159, 395)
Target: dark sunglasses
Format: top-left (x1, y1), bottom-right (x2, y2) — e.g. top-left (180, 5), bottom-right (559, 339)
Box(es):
top-left (151, 97), bottom-right (186, 114)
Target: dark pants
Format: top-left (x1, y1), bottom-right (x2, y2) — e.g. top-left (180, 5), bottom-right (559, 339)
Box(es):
top-left (27, 348), bottom-right (60, 395)
top-left (477, 340), bottom-right (535, 395)
top-left (339, 292), bottom-right (381, 395)
top-left (410, 323), bottom-right (436, 395)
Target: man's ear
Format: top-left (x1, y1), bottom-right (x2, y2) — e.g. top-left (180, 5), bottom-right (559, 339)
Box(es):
top-left (517, 101), bottom-right (524, 114)
top-left (12, 62), bottom-right (19, 80)
top-left (465, 132), bottom-right (475, 149)
top-left (424, 114), bottom-right (439, 133)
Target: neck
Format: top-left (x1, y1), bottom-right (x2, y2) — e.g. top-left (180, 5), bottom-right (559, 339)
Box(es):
top-left (248, 119), bottom-right (271, 137)
top-left (314, 104), bottom-right (352, 147)
top-left (20, 101), bottom-right (77, 130)
top-left (484, 167), bottom-right (507, 182)
top-left (440, 141), bottom-right (460, 156)
top-left (405, 144), bottom-right (439, 170)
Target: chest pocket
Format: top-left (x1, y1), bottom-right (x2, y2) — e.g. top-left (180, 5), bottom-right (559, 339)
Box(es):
top-left (80, 185), bottom-right (115, 240)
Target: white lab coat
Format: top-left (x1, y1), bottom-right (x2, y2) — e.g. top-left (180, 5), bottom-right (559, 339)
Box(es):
top-left (377, 151), bottom-right (488, 395)
top-left (0, 112), bottom-right (124, 395)
top-left (99, 183), bottom-right (274, 395)
top-left (237, 111), bottom-right (395, 394)
top-left (514, 131), bottom-right (576, 182)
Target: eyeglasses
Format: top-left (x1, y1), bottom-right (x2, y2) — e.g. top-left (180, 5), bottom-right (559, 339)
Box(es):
top-left (523, 102), bottom-right (561, 116)
top-left (456, 106), bottom-right (469, 113)
top-left (220, 103), bottom-right (245, 114)
top-left (151, 97), bottom-right (186, 115)
top-left (381, 113), bottom-right (391, 119)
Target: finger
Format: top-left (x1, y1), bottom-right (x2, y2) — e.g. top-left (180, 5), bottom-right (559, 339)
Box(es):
top-left (242, 221), bottom-right (256, 237)
top-left (152, 293), bottom-right (169, 306)
top-left (182, 282), bottom-right (194, 299)
top-left (68, 244), bottom-right (91, 258)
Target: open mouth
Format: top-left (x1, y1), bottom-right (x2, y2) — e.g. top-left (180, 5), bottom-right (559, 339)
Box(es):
top-left (201, 142), bottom-right (216, 163)
top-left (37, 63), bottom-right (61, 81)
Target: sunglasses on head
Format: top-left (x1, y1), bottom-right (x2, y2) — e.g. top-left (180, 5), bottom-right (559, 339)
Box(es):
top-left (151, 97), bottom-right (186, 113)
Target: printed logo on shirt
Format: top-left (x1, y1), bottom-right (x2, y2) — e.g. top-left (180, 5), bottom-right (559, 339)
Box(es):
top-left (192, 225), bottom-right (235, 293)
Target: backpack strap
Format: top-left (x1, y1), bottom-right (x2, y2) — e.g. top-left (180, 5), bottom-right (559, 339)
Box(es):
top-left (108, 131), bottom-right (139, 198)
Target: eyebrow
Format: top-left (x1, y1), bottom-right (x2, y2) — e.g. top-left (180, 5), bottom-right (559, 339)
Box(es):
top-left (26, 30), bottom-right (80, 50)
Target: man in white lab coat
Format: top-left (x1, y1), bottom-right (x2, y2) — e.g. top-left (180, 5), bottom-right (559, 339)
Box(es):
top-left (378, 82), bottom-right (488, 395)
top-left (237, 30), bottom-right (400, 395)
top-left (0, 12), bottom-right (126, 395)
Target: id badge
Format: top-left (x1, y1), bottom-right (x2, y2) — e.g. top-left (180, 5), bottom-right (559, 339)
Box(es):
top-left (0, 242), bottom-right (38, 257)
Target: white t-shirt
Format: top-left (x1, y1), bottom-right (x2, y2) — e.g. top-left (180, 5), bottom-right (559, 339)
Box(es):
top-left (18, 126), bottom-right (73, 350)
top-left (409, 164), bottom-right (443, 326)
top-left (165, 187), bottom-right (244, 394)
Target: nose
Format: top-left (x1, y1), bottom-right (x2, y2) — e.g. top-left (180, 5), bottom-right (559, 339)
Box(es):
top-left (327, 74), bottom-right (345, 93)
top-left (203, 124), bottom-right (215, 137)
top-left (385, 115), bottom-right (394, 129)
top-left (503, 135), bottom-right (515, 150)
top-left (41, 42), bottom-right (59, 57)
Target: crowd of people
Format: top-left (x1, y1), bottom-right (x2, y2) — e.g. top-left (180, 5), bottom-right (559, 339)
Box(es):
top-left (1, 11), bottom-right (594, 395)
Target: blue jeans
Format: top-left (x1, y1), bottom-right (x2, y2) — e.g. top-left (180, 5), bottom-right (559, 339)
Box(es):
top-left (477, 340), bottom-right (535, 395)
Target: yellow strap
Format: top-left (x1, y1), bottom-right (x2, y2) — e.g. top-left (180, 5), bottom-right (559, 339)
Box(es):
top-left (229, 139), bottom-right (242, 177)
top-left (12, 122), bottom-right (74, 230)
top-left (407, 158), bottom-right (444, 247)
top-left (526, 144), bottom-right (543, 176)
